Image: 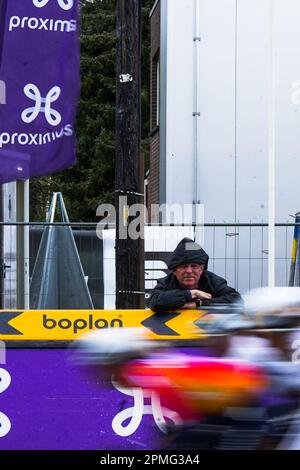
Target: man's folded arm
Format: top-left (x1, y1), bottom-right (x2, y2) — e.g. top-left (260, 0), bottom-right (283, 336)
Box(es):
top-left (147, 286), bottom-right (192, 311)
top-left (201, 277), bottom-right (242, 305)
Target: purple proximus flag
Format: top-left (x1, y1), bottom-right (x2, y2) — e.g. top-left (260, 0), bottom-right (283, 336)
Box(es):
top-left (0, 0), bottom-right (80, 183)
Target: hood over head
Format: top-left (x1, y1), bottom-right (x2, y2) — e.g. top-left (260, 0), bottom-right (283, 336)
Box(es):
top-left (168, 237), bottom-right (209, 270)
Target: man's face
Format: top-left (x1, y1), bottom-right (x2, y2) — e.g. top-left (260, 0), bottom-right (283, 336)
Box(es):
top-left (173, 263), bottom-right (204, 289)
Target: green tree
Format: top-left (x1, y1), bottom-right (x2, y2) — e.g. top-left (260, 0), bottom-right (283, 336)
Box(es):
top-left (30, 0), bottom-right (151, 221)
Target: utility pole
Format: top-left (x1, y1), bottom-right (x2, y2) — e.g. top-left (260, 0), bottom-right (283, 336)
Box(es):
top-left (115, 0), bottom-right (145, 309)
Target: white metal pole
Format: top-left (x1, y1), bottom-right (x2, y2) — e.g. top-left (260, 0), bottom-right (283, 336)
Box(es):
top-left (268, 0), bottom-right (276, 287)
top-left (194, 0), bottom-right (202, 243)
top-left (193, 0), bottom-right (200, 211)
top-left (16, 179), bottom-right (30, 309)
top-left (23, 179), bottom-right (30, 309)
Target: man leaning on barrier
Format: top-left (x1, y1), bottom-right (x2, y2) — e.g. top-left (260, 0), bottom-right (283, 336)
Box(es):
top-left (147, 238), bottom-right (242, 311)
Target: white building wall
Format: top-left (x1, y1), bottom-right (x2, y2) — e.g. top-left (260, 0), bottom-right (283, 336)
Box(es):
top-left (164, 0), bottom-right (195, 206)
top-left (161, 0), bottom-right (300, 292)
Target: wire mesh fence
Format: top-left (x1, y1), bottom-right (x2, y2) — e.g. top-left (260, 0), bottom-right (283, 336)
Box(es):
top-left (0, 221), bottom-right (298, 309)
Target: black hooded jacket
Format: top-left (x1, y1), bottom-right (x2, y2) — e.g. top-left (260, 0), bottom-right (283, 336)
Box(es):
top-left (147, 238), bottom-right (241, 311)
top-left (147, 271), bottom-right (242, 311)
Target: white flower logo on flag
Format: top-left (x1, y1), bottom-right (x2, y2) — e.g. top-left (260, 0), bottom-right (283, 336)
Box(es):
top-left (32, 0), bottom-right (74, 10)
top-left (21, 84), bottom-right (62, 126)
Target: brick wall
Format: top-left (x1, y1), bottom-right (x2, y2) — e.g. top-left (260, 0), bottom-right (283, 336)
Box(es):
top-left (148, 1), bottom-right (160, 222)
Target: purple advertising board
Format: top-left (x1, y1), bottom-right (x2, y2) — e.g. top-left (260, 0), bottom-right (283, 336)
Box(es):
top-left (0, 0), bottom-right (80, 183)
top-left (0, 346), bottom-right (166, 450)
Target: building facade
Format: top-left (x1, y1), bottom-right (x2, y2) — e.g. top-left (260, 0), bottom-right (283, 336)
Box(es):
top-left (148, 0), bottom-right (300, 292)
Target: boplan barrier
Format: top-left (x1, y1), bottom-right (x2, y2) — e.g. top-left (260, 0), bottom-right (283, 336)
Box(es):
top-left (0, 309), bottom-right (205, 341)
top-left (0, 309), bottom-right (206, 450)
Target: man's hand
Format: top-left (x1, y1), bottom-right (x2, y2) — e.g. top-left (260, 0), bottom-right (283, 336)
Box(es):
top-left (190, 289), bottom-right (212, 300)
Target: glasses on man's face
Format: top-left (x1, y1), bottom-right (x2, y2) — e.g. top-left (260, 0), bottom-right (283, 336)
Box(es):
top-left (177, 264), bottom-right (203, 271)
